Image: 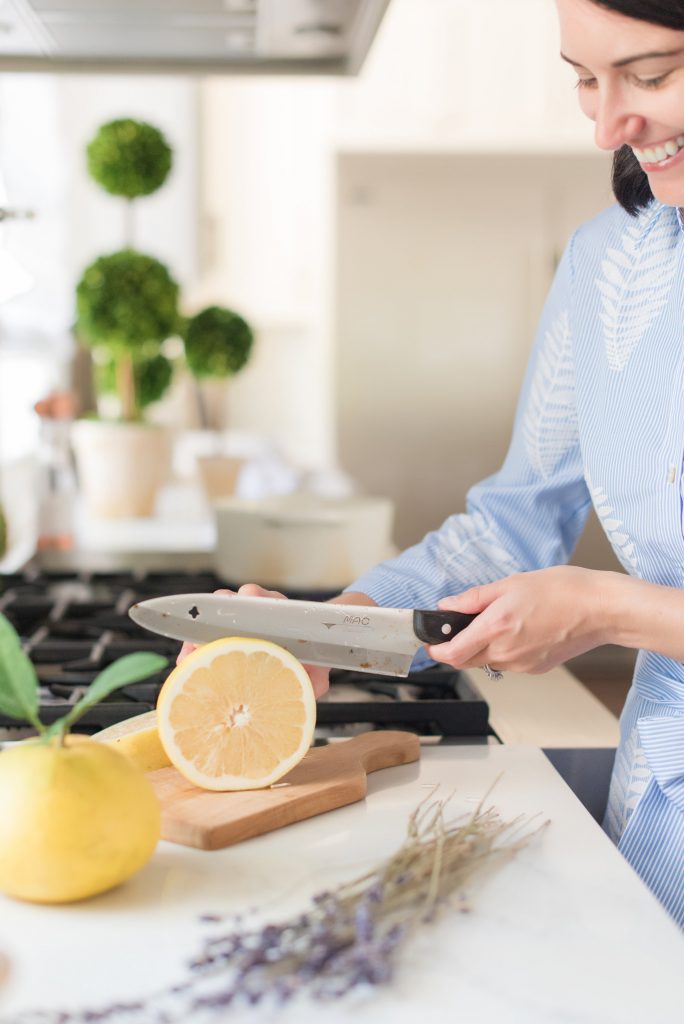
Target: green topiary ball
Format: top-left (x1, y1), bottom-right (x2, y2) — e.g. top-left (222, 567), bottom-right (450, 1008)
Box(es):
top-left (96, 349), bottom-right (175, 410)
top-left (86, 119), bottom-right (172, 199)
top-left (136, 352), bottom-right (175, 408)
top-left (75, 249), bottom-right (180, 352)
top-left (182, 306), bottom-right (254, 380)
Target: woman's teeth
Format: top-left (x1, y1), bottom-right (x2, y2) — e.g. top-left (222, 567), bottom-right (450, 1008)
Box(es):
top-left (632, 136), bottom-right (684, 164)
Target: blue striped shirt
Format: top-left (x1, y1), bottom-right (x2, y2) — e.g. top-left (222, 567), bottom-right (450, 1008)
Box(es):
top-left (349, 199), bottom-right (684, 928)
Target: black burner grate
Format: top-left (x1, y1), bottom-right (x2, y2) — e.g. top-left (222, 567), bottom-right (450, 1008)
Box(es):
top-left (0, 568), bottom-right (491, 740)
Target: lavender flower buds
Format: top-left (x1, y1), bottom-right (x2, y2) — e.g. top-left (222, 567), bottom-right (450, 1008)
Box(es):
top-left (4, 793), bottom-right (546, 1024)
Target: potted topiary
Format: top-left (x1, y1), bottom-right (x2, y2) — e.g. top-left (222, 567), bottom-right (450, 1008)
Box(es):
top-left (181, 305), bottom-right (254, 500)
top-left (71, 119), bottom-right (179, 518)
top-left (76, 249), bottom-right (179, 422)
top-left (71, 118), bottom-right (256, 518)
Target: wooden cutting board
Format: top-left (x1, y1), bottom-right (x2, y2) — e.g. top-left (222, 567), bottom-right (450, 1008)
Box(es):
top-left (146, 730), bottom-right (421, 850)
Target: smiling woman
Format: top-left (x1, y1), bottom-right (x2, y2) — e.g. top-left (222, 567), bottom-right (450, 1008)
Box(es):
top-left (558, 0), bottom-right (684, 209)
top-left (314, 0), bottom-right (684, 931)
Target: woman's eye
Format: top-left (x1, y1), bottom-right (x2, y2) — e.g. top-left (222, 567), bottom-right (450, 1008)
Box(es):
top-left (574, 71), bottom-right (671, 91)
top-left (635, 73), bottom-right (670, 89)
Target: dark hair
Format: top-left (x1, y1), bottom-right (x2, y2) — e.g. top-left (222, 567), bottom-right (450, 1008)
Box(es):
top-left (591, 1), bottom-right (684, 214)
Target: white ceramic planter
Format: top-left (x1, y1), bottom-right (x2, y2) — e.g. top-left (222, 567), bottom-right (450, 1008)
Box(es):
top-left (213, 493), bottom-right (395, 591)
top-left (71, 420), bottom-right (172, 519)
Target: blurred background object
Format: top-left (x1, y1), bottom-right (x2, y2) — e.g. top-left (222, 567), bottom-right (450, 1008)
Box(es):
top-left (181, 304), bottom-right (254, 502)
top-left (213, 492), bottom-right (396, 592)
top-left (33, 390), bottom-right (77, 551)
top-left (0, 164), bottom-right (35, 568)
top-left (0, 0), bottom-right (391, 76)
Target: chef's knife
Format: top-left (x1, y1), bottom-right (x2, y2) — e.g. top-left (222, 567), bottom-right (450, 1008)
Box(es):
top-left (128, 594), bottom-right (477, 677)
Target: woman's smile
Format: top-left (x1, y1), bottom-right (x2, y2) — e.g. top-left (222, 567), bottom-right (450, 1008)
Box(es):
top-left (557, 0), bottom-right (684, 203)
top-left (632, 133), bottom-right (684, 170)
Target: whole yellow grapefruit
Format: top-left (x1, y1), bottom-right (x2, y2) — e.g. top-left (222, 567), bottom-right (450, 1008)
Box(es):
top-left (0, 734), bottom-right (160, 903)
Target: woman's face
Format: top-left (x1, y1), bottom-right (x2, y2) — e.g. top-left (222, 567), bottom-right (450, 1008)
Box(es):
top-left (557, 0), bottom-right (684, 206)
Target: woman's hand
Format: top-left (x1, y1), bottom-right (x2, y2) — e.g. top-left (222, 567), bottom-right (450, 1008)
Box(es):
top-left (425, 566), bottom-right (612, 675)
top-left (176, 583), bottom-right (331, 698)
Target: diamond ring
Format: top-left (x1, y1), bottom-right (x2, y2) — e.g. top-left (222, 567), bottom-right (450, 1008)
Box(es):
top-left (482, 663), bottom-right (504, 681)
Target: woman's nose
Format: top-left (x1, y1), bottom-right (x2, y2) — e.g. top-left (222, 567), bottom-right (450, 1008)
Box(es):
top-left (594, 96), bottom-right (645, 151)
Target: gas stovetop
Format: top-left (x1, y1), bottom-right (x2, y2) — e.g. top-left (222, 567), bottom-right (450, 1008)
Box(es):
top-left (0, 568), bottom-right (492, 744)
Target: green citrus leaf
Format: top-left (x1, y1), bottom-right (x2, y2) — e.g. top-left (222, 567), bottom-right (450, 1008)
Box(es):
top-left (0, 613), bottom-right (42, 729)
top-left (58, 652), bottom-right (167, 731)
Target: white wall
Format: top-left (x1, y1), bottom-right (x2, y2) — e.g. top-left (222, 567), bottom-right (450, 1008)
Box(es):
top-left (0, 74), bottom-right (199, 461)
top-left (198, 0), bottom-right (599, 474)
top-left (194, 80), bottom-right (338, 468)
top-left (0, 75), bottom-right (73, 462)
top-left (336, 152), bottom-right (614, 556)
top-left (55, 76), bottom-right (200, 290)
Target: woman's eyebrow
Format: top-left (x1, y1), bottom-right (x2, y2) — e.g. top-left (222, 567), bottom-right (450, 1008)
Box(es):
top-left (561, 47), bottom-right (684, 69)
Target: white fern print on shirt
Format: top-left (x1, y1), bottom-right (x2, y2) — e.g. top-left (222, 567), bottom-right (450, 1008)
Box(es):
top-left (523, 309), bottom-right (578, 479)
top-left (604, 725), bottom-right (652, 842)
top-left (437, 511), bottom-right (521, 586)
top-left (595, 207), bottom-right (679, 372)
top-left (585, 470), bottom-right (639, 575)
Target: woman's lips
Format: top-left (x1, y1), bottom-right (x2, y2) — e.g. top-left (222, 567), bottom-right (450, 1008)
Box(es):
top-left (635, 141), bottom-right (684, 173)
top-left (633, 135), bottom-right (684, 163)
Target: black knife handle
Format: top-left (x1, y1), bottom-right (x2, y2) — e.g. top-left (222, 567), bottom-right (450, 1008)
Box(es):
top-left (413, 609), bottom-right (478, 645)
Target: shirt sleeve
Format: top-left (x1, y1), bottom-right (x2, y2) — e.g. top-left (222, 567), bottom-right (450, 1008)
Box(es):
top-left (346, 231), bottom-right (592, 611)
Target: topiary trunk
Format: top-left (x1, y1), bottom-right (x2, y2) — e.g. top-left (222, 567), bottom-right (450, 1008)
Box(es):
top-left (116, 352), bottom-right (138, 421)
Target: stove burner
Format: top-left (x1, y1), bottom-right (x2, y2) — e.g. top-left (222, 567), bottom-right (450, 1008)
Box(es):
top-left (0, 568), bottom-right (491, 741)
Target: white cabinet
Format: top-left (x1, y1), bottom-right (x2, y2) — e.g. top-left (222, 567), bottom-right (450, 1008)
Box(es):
top-left (333, 0), bottom-right (593, 152)
top-left (198, 0), bottom-right (603, 472)
top-left (335, 151), bottom-right (613, 548)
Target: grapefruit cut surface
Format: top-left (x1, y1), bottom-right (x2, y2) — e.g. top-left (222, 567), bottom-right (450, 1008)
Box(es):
top-left (156, 637), bottom-right (316, 791)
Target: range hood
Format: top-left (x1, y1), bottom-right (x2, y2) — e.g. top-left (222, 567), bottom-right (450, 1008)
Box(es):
top-left (0, 0), bottom-right (391, 75)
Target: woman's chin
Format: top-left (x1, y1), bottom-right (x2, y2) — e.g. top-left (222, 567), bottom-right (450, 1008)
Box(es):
top-left (646, 176), bottom-right (684, 209)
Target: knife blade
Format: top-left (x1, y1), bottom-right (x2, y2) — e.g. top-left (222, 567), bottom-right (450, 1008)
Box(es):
top-left (128, 594), bottom-right (477, 677)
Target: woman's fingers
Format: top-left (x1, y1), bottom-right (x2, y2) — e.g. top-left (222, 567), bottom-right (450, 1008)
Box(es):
top-left (426, 602), bottom-right (498, 666)
top-left (237, 583), bottom-right (286, 599)
top-left (428, 567), bottom-right (603, 674)
top-left (426, 631), bottom-right (492, 668)
top-left (176, 640), bottom-right (195, 665)
top-left (304, 664), bottom-right (331, 699)
top-left (427, 584), bottom-right (505, 665)
top-left (438, 582), bottom-right (501, 615)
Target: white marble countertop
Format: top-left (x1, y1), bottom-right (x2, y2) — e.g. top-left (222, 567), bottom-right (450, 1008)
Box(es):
top-left (471, 665), bottom-right (620, 747)
top-left (0, 745), bottom-right (681, 1024)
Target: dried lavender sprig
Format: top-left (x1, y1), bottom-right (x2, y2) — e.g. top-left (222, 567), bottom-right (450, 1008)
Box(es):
top-left (0, 793), bottom-right (548, 1024)
top-left (186, 792), bottom-right (547, 1008)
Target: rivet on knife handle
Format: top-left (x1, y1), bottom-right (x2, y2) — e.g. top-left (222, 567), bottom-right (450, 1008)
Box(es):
top-left (412, 609), bottom-right (477, 645)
